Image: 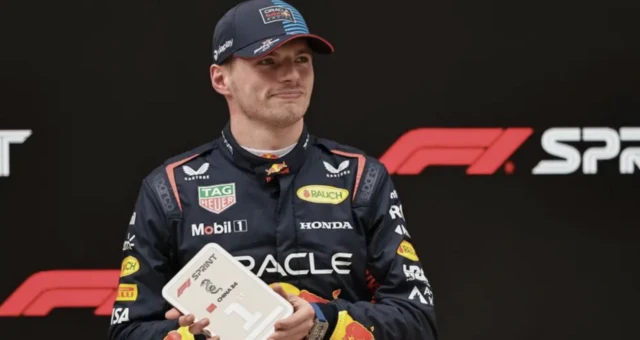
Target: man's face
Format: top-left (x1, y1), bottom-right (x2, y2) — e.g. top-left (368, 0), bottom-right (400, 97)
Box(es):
top-left (223, 39), bottom-right (315, 128)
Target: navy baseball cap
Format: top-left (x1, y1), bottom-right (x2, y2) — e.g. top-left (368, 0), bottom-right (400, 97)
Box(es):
top-left (211, 0), bottom-right (334, 64)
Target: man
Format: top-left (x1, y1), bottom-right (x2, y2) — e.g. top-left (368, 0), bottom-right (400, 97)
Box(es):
top-left (108, 0), bottom-right (438, 339)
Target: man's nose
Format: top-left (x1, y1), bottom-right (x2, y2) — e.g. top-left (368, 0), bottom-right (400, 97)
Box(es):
top-left (278, 60), bottom-right (301, 83)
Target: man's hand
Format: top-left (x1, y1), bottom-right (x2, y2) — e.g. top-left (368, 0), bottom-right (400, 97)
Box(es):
top-left (164, 308), bottom-right (220, 340)
top-left (269, 283), bottom-right (316, 340)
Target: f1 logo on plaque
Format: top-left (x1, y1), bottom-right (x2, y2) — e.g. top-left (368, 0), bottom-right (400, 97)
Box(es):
top-left (162, 243), bottom-right (294, 340)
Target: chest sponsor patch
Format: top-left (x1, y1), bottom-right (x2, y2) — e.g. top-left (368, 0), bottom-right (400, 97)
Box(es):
top-left (300, 221), bottom-right (353, 230)
top-left (296, 185), bottom-right (349, 204)
top-left (198, 183), bottom-right (237, 214)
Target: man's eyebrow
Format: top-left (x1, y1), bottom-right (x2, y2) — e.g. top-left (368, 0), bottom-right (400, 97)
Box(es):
top-left (268, 48), bottom-right (313, 57)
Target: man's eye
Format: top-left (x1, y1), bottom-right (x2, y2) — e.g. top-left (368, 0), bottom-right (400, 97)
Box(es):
top-left (258, 58), bottom-right (275, 65)
top-left (296, 55), bottom-right (310, 63)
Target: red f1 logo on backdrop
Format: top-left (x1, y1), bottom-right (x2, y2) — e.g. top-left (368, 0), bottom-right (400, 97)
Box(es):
top-left (0, 270), bottom-right (119, 316)
top-left (379, 128), bottom-right (534, 175)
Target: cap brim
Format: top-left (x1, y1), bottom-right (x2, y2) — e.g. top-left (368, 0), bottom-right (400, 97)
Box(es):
top-left (233, 34), bottom-right (334, 60)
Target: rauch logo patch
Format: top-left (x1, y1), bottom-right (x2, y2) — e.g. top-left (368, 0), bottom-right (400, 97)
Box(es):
top-left (296, 185), bottom-right (349, 204)
top-left (120, 256), bottom-right (139, 277)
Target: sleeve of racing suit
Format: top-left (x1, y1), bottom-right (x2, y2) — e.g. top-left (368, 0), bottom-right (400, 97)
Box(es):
top-left (317, 163), bottom-right (438, 340)
top-left (107, 176), bottom-right (182, 340)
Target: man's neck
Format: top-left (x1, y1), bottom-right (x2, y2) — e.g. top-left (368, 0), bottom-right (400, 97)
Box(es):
top-left (229, 114), bottom-right (304, 150)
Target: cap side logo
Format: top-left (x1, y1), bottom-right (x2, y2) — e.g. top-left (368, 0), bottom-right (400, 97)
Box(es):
top-left (259, 6), bottom-right (296, 24)
top-left (214, 39), bottom-right (233, 61)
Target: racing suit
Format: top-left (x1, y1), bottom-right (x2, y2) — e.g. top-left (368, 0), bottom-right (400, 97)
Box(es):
top-left (107, 122), bottom-right (438, 340)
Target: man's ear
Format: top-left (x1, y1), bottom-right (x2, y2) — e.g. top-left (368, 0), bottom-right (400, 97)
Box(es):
top-left (210, 63), bottom-right (231, 96)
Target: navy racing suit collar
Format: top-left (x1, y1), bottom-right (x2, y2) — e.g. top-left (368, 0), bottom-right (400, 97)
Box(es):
top-left (217, 121), bottom-right (313, 181)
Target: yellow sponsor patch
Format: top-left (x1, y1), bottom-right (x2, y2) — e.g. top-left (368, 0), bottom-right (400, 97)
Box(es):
top-left (397, 240), bottom-right (419, 261)
top-left (120, 256), bottom-right (140, 277)
top-left (116, 283), bottom-right (138, 301)
top-left (296, 185), bottom-right (349, 204)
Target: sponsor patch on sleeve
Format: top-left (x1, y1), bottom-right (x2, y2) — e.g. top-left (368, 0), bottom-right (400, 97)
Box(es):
top-left (356, 163), bottom-right (381, 204)
top-left (120, 256), bottom-right (140, 277)
top-left (153, 173), bottom-right (177, 213)
top-left (397, 240), bottom-right (419, 261)
top-left (116, 284), bottom-right (138, 301)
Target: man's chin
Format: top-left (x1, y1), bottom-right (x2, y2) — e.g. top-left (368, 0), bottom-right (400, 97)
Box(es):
top-left (262, 110), bottom-right (305, 128)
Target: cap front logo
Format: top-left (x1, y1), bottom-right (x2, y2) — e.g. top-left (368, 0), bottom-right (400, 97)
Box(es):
top-left (254, 38), bottom-right (281, 55)
top-left (259, 6), bottom-right (296, 24)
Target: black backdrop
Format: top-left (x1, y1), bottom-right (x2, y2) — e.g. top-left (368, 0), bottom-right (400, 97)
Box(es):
top-left (1, 0), bottom-right (639, 339)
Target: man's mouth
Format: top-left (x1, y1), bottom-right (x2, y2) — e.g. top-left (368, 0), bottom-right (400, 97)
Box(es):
top-left (271, 90), bottom-right (303, 99)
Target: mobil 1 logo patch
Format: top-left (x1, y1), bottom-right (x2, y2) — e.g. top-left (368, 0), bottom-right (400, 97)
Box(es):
top-left (192, 220), bottom-right (248, 237)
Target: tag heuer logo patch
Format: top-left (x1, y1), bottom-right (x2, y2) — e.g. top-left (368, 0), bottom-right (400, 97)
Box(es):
top-left (259, 6), bottom-right (296, 24)
top-left (198, 183), bottom-right (236, 214)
